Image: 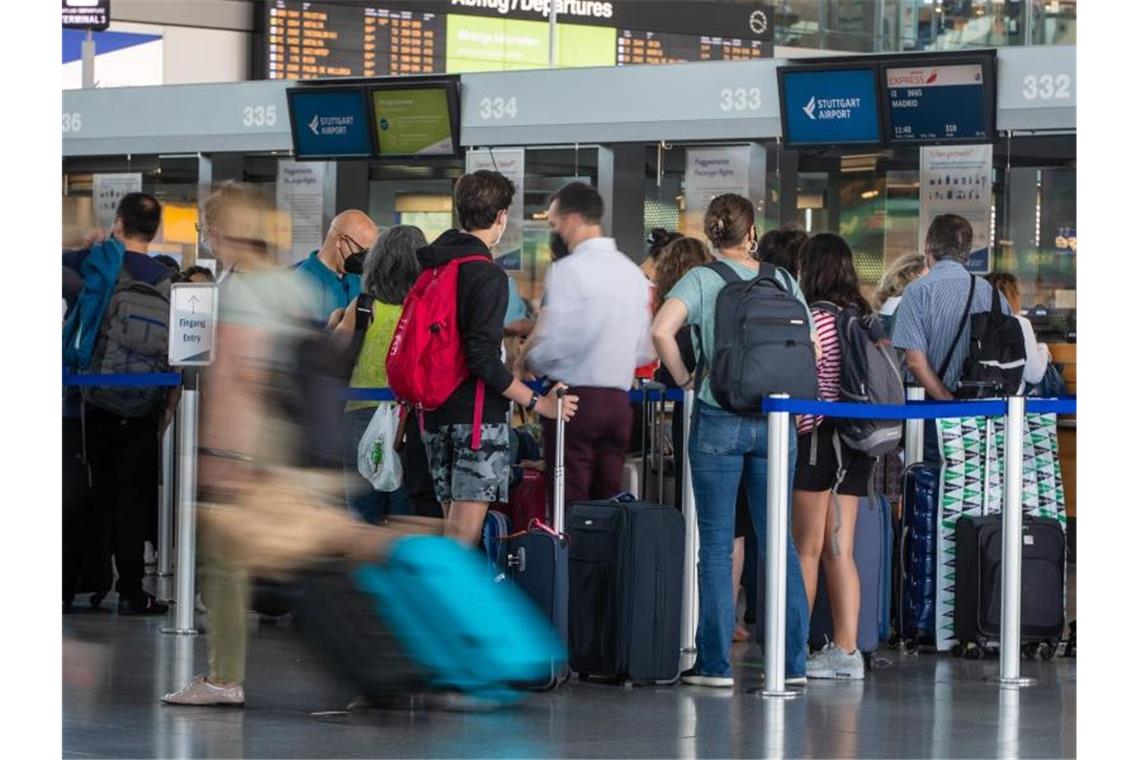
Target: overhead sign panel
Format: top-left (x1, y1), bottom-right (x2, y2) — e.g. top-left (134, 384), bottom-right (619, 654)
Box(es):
top-left (884, 58), bottom-right (995, 145)
top-left (287, 87), bottom-right (374, 159)
top-left (168, 283), bottom-right (218, 367)
top-left (63, 0), bottom-right (111, 31)
top-left (778, 65), bottom-right (882, 147)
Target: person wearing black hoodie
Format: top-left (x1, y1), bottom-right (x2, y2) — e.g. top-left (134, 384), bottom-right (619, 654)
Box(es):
top-left (418, 170), bottom-right (578, 547)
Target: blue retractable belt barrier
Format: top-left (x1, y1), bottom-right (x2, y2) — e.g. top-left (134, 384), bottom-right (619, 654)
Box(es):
top-left (344, 387), bottom-right (397, 402)
top-left (63, 372), bottom-right (182, 388)
top-left (343, 385), bottom-right (687, 404)
top-left (762, 395), bottom-right (1076, 419)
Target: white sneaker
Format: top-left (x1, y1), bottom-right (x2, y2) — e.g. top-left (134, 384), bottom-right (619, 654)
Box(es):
top-left (806, 642), bottom-right (865, 680)
top-left (162, 675), bottom-right (245, 706)
top-left (681, 668), bottom-right (734, 688)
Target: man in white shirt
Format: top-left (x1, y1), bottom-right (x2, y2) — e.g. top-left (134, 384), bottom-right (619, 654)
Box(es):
top-left (526, 182), bottom-right (655, 505)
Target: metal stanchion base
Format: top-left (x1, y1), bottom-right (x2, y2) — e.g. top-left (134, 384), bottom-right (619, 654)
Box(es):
top-left (992, 676), bottom-right (1037, 689)
top-left (747, 687), bottom-right (800, 699)
top-left (160, 627), bottom-right (201, 636)
top-left (156, 571), bottom-right (174, 578)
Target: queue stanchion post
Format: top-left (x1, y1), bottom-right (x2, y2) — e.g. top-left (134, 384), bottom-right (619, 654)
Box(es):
top-left (554, 387), bottom-right (567, 532)
top-left (157, 417), bottom-right (175, 580)
top-left (997, 395), bottom-right (1036, 688)
top-left (163, 369), bottom-right (201, 636)
top-left (904, 385), bottom-right (926, 466)
top-left (761, 394), bottom-right (798, 699)
top-left (680, 388), bottom-right (699, 656)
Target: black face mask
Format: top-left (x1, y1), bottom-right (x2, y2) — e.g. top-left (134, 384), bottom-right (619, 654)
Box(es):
top-left (549, 232), bottom-right (571, 262)
top-left (344, 250), bottom-right (366, 275)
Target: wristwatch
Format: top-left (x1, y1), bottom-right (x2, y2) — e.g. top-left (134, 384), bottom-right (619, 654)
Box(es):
top-left (526, 392), bottom-right (539, 411)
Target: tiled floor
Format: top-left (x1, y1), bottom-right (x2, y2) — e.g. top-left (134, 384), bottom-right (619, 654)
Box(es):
top-left (63, 595), bottom-right (1076, 759)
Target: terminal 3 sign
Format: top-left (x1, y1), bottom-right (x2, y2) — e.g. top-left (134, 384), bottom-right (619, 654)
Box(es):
top-left (62, 0), bottom-right (110, 31)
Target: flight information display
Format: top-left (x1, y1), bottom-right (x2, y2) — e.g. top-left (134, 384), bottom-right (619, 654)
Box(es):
top-left (884, 61), bottom-right (993, 144)
top-left (266, 2), bottom-right (772, 78)
top-left (267, 1), bottom-right (444, 79)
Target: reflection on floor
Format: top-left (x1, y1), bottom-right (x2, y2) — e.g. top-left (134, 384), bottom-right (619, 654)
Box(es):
top-left (63, 599), bottom-right (1076, 759)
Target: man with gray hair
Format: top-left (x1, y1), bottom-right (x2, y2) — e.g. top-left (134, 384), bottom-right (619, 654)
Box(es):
top-left (891, 213), bottom-right (1012, 459)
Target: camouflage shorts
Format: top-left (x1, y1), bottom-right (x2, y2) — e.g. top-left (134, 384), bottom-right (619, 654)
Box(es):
top-left (422, 423), bottom-right (511, 505)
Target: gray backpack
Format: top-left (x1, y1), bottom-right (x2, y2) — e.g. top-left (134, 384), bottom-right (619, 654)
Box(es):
top-left (83, 269), bottom-right (173, 417)
top-left (814, 302), bottom-right (904, 457)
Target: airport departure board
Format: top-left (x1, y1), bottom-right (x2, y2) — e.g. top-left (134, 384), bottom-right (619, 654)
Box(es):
top-left (267, 1), bottom-right (444, 79)
top-left (266, 1), bottom-right (772, 79)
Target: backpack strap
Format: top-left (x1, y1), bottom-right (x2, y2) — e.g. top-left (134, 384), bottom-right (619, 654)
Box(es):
top-left (347, 293), bottom-right (374, 365)
top-left (704, 260), bottom-right (743, 284)
top-left (937, 274), bottom-right (976, 382)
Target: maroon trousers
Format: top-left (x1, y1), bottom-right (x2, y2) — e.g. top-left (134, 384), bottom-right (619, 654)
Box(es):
top-left (543, 387), bottom-right (633, 510)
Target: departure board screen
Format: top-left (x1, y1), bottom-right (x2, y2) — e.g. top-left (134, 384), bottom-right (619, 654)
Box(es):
top-left (883, 60), bottom-right (994, 144)
top-left (617, 29), bottom-right (764, 66)
top-left (267, 1), bottom-right (445, 79)
top-left (266, 2), bottom-right (773, 78)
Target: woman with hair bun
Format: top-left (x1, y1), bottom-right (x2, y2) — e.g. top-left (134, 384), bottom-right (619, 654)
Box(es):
top-left (651, 193), bottom-right (815, 689)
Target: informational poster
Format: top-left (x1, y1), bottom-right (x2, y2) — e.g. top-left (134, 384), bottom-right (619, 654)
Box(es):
top-left (92, 173), bottom-right (142, 231)
top-left (683, 145), bottom-right (766, 239)
top-left (276, 160), bottom-right (327, 266)
top-left (919, 144), bottom-right (993, 273)
top-left (465, 148), bottom-right (524, 271)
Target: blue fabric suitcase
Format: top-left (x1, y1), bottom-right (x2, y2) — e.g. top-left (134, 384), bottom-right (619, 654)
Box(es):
top-left (482, 509), bottom-right (512, 568)
top-left (809, 492), bottom-right (892, 654)
top-left (896, 463), bottom-right (939, 647)
top-left (295, 536), bottom-right (566, 706)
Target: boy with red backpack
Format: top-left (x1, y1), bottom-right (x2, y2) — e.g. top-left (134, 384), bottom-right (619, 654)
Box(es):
top-left (387, 170), bottom-right (577, 547)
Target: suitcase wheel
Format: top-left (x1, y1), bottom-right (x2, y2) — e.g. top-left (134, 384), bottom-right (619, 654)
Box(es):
top-left (951, 643), bottom-right (965, 658)
top-left (964, 644), bottom-right (984, 661)
top-left (89, 592), bottom-right (106, 609)
top-left (1039, 643), bottom-right (1057, 662)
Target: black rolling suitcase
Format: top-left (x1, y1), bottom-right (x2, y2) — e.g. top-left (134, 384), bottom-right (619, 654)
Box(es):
top-left (567, 416), bottom-right (685, 686)
top-left (953, 514), bottom-right (1066, 659)
top-left (501, 390), bottom-right (571, 691)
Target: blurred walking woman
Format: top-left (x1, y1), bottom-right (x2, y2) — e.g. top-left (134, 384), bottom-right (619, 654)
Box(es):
top-left (651, 194), bottom-right (813, 688)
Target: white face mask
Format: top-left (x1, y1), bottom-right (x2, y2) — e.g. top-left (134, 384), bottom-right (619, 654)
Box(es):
top-left (489, 214), bottom-right (507, 248)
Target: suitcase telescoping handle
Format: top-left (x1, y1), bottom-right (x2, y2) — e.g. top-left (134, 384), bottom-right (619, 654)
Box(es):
top-left (553, 386), bottom-right (567, 534)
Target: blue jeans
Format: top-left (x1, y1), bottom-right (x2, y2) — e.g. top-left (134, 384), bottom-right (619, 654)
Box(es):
top-left (688, 401), bottom-right (809, 678)
top-left (343, 408), bottom-right (411, 525)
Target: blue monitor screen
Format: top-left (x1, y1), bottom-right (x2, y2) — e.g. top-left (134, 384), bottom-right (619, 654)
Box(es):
top-left (288, 88), bottom-right (373, 159)
top-left (885, 62), bottom-right (991, 144)
top-left (780, 67), bottom-right (881, 146)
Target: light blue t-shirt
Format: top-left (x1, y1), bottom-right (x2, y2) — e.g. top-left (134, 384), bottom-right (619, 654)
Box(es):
top-left (666, 258), bottom-right (813, 408)
top-left (504, 274), bottom-right (528, 325)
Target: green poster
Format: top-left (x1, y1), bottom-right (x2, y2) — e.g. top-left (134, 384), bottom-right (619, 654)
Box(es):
top-left (371, 88), bottom-right (454, 156)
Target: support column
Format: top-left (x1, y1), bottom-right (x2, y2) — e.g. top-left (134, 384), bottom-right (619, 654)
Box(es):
top-left (597, 145), bottom-right (645, 263)
top-left (323, 160), bottom-right (371, 229)
top-left (775, 147), bottom-right (799, 228)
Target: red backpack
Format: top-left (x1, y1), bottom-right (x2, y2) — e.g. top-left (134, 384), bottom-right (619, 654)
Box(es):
top-left (386, 255), bottom-right (488, 448)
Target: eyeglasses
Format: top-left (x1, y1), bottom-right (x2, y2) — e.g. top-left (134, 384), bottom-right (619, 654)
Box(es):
top-left (340, 234), bottom-right (368, 256)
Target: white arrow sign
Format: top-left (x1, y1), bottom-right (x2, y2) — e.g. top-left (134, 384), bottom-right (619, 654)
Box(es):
top-left (168, 282), bottom-right (218, 367)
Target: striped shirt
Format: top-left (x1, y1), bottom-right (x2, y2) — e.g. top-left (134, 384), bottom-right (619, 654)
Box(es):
top-left (891, 260), bottom-right (1011, 391)
top-left (797, 307), bottom-right (841, 436)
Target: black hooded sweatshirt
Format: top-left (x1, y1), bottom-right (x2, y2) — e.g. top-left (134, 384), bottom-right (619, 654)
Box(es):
top-left (417, 229), bottom-right (513, 430)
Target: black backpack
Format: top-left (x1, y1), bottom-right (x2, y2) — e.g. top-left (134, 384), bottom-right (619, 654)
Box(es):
top-left (702, 261), bottom-right (817, 413)
top-left (941, 277), bottom-right (1027, 398)
top-left (813, 302), bottom-right (904, 456)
